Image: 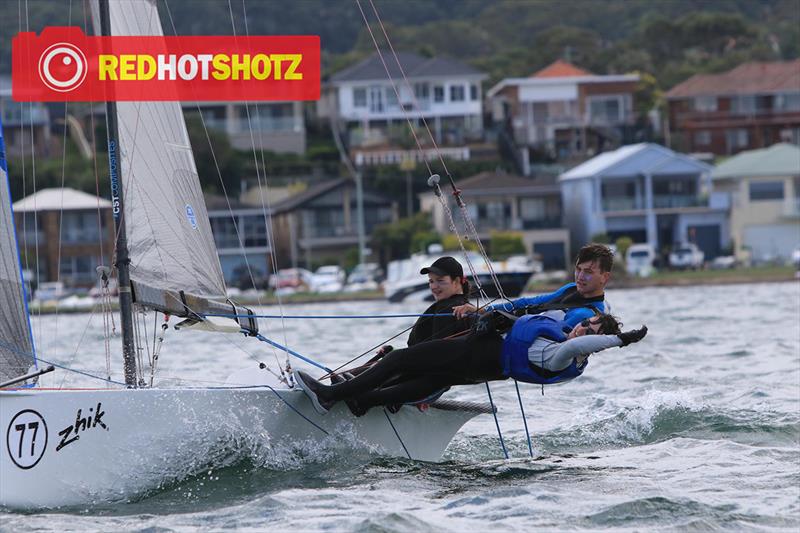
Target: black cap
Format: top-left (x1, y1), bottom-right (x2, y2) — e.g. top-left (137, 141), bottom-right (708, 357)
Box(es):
top-left (420, 256), bottom-right (464, 278)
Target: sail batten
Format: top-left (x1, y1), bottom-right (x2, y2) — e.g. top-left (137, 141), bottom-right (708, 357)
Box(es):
top-left (0, 117), bottom-right (37, 383)
top-left (91, 0), bottom-right (237, 322)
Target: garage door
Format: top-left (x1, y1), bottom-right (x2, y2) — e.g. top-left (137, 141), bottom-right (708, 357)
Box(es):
top-left (743, 224), bottom-right (800, 261)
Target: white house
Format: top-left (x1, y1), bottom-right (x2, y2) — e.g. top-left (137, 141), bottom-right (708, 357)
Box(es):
top-left (322, 52), bottom-right (487, 165)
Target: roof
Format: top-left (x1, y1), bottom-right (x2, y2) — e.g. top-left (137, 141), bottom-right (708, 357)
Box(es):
top-left (420, 171), bottom-right (560, 197)
top-left (487, 71), bottom-right (638, 99)
top-left (12, 188), bottom-right (112, 212)
top-left (330, 52), bottom-right (485, 83)
top-left (531, 60), bottom-right (593, 78)
top-left (712, 143), bottom-right (800, 180)
top-left (665, 60), bottom-right (800, 98)
top-left (560, 143), bottom-right (712, 181)
top-left (271, 178), bottom-right (350, 214)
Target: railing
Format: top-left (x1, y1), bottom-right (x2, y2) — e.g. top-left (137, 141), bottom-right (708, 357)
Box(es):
top-left (602, 197), bottom-right (637, 211)
top-left (652, 195), bottom-right (706, 208)
top-left (676, 108), bottom-right (800, 124)
top-left (784, 198), bottom-right (800, 217)
top-left (521, 217), bottom-right (562, 229)
top-left (62, 230), bottom-right (103, 244)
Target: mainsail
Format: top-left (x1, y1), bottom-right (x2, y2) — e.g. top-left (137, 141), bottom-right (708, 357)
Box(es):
top-left (0, 116), bottom-right (37, 383)
top-left (91, 0), bottom-right (255, 330)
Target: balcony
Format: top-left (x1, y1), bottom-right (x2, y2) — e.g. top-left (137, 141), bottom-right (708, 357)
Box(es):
top-left (653, 195), bottom-right (706, 208)
top-left (675, 108), bottom-right (800, 127)
top-left (784, 198), bottom-right (800, 218)
top-left (602, 197), bottom-right (638, 211)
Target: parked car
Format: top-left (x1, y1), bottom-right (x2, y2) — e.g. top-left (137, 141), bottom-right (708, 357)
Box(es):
top-left (626, 243), bottom-right (656, 277)
top-left (344, 263), bottom-right (383, 292)
top-left (710, 255), bottom-right (737, 270)
top-left (669, 243), bottom-right (705, 270)
top-left (33, 281), bottom-right (67, 302)
top-left (310, 265), bottom-right (346, 293)
top-left (269, 268), bottom-right (312, 292)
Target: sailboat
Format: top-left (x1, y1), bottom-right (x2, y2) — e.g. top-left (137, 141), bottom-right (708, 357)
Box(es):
top-left (0, 0), bottom-right (489, 508)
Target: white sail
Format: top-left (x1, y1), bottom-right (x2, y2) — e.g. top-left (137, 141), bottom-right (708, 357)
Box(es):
top-left (0, 116), bottom-right (37, 383)
top-left (90, 0), bottom-right (253, 326)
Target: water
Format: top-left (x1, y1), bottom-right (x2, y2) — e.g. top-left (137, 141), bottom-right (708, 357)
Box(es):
top-left (3, 282), bottom-right (799, 531)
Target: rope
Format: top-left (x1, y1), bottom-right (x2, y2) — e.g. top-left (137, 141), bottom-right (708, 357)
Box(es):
top-left (484, 382), bottom-right (508, 459)
top-left (252, 333), bottom-right (332, 373)
top-left (383, 408), bottom-right (411, 459)
top-left (514, 379), bottom-right (533, 458)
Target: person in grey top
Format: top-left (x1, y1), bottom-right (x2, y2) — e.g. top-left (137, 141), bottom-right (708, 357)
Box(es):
top-left (295, 313), bottom-right (648, 416)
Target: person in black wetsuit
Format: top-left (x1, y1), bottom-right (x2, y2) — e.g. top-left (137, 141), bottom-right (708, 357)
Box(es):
top-left (407, 256), bottom-right (472, 346)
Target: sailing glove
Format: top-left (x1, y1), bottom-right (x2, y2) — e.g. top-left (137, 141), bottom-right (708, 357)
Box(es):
top-left (618, 325), bottom-right (648, 346)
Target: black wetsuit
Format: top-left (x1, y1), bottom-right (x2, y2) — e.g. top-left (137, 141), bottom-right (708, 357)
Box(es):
top-left (407, 293), bottom-right (471, 346)
top-left (329, 333), bottom-right (505, 409)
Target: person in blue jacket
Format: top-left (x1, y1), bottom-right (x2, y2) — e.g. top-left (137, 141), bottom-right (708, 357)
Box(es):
top-left (453, 243), bottom-right (614, 328)
top-left (295, 312), bottom-right (647, 416)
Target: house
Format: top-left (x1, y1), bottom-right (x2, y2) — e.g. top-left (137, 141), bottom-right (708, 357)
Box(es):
top-left (269, 178), bottom-right (398, 268)
top-left (711, 143), bottom-right (800, 263)
top-left (12, 188), bottom-right (115, 288)
top-left (665, 60), bottom-right (800, 155)
top-left (322, 52), bottom-right (488, 166)
top-left (205, 193), bottom-right (273, 289)
top-left (487, 60), bottom-right (639, 168)
top-left (418, 171), bottom-right (571, 270)
top-left (559, 143), bottom-right (730, 259)
top-left (182, 101), bottom-right (306, 154)
top-left (0, 76), bottom-right (54, 158)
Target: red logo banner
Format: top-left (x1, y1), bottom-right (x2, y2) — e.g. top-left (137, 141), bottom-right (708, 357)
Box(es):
top-left (13, 27), bottom-right (320, 102)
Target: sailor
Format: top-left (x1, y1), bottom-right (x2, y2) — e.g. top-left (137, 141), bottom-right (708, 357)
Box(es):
top-left (453, 243), bottom-right (615, 328)
top-left (333, 256), bottom-right (472, 384)
top-left (407, 256), bottom-right (472, 346)
top-left (296, 313), bottom-right (648, 415)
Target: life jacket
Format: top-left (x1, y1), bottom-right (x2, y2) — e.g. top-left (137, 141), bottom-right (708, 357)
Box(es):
top-left (500, 315), bottom-right (588, 385)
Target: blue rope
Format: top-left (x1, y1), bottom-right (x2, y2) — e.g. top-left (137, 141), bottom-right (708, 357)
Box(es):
top-left (209, 312), bottom-right (460, 320)
top-left (252, 333), bottom-right (333, 373)
top-left (34, 357), bottom-right (127, 386)
top-left (514, 379), bottom-right (533, 458)
top-left (383, 408), bottom-right (411, 459)
top-left (484, 382), bottom-right (508, 459)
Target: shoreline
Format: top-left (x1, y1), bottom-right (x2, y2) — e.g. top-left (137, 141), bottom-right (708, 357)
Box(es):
top-left (27, 266), bottom-right (798, 315)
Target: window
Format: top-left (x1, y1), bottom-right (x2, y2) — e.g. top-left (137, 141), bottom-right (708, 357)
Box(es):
top-left (749, 181), bottom-right (784, 201)
top-left (588, 96), bottom-right (622, 123)
top-left (60, 255), bottom-right (100, 281)
top-left (774, 92), bottom-right (800, 111)
top-left (470, 84), bottom-right (479, 101)
top-left (414, 83), bottom-right (429, 100)
top-left (433, 85), bottom-right (445, 103)
top-left (725, 128), bottom-right (749, 150)
top-left (450, 85), bottom-right (465, 102)
top-left (242, 215), bottom-right (268, 247)
top-left (731, 95), bottom-right (756, 114)
top-left (62, 211), bottom-right (102, 244)
top-left (694, 130), bottom-right (711, 145)
top-left (353, 87), bottom-right (367, 108)
top-left (693, 95), bottom-right (717, 112)
top-left (210, 216), bottom-right (239, 248)
top-left (385, 87), bottom-right (398, 107)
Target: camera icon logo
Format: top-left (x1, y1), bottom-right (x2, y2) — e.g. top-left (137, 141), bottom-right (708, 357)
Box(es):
top-left (38, 42), bottom-right (87, 92)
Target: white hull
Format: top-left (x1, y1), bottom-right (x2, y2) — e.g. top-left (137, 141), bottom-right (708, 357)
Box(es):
top-left (0, 387), bottom-right (483, 508)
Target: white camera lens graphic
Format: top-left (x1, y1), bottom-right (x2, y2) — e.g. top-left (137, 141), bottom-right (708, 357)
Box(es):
top-left (38, 43), bottom-right (87, 92)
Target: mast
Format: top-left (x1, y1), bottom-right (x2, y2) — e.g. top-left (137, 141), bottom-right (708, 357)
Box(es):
top-left (99, 0), bottom-right (137, 387)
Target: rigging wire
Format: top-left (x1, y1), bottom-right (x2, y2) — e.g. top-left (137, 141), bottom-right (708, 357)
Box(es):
top-left (237, 0), bottom-right (293, 385)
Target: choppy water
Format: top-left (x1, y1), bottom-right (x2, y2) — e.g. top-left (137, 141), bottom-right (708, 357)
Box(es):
top-left (2, 282), bottom-right (799, 531)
